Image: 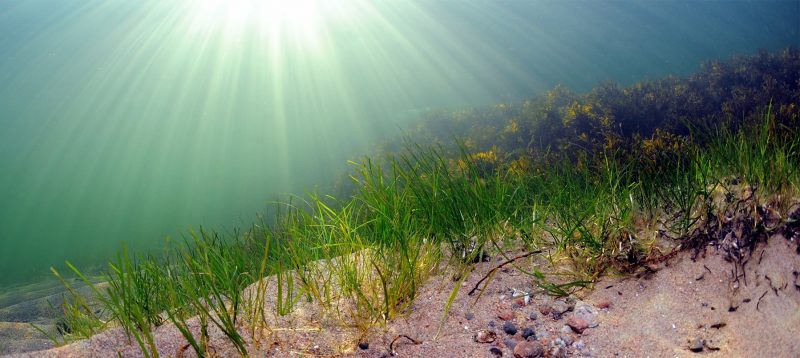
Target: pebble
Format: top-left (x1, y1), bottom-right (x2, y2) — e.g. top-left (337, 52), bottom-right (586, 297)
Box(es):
top-left (574, 340), bottom-right (585, 350)
top-left (596, 300), bottom-right (612, 309)
top-left (474, 330), bottom-right (498, 343)
top-left (498, 310), bottom-right (515, 321)
top-left (539, 305), bottom-right (552, 316)
top-left (358, 342), bottom-right (369, 350)
top-left (528, 312), bottom-right (538, 320)
top-left (553, 300), bottom-right (574, 315)
top-left (552, 311), bottom-right (563, 320)
top-left (566, 316), bottom-right (589, 334)
top-left (489, 320), bottom-right (497, 328)
top-left (559, 335), bottom-right (574, 346)
top-left (490, 347), bottom-right (503, 357)
top-left (689, 337), bottom-right (704, 352)
top-left (503, 321), bottom-right (518, 335)
top-left (573, 302), bottom-right (600, 328)
top-left (465, 312), bottom-right (474, 320)
top-left (560, 325), bottom-right (572, 334)
top-left (504, 338), bottom-right (518, 350)
top-left (513, 341), bottom-right (545, 358)
top-left (549, 346), bottom-right (568, 358)
top-left (521, 327), bottom-right (536, 340)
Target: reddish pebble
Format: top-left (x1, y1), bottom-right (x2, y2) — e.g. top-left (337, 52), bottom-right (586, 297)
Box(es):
top-left (515, 298), bottom-right (526, 307)
top-left (498, 309), bottom-right (515, 321)
top-left (567, 316), bottom-right (589, 334)
top-left (596, 300), bottom-right (612, 309)
top-left (513, 340), bottom-right (545, 358)
top-left (538, 305), bottom-right (552, 316)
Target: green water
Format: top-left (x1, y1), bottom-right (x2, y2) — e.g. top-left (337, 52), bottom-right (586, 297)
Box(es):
top-left (0, 0), bottom-right (797, 287)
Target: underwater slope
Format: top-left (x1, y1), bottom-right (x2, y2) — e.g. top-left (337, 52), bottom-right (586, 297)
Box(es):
top-left (2, 48), bottom-right (800, 356)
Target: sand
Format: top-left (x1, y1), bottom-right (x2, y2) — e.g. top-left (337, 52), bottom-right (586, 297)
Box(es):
top-left (8, 229), bottom-right (798, 358)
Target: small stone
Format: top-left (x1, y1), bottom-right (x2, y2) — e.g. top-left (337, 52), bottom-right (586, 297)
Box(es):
top-left (489, 347), bottom-right (503, 357)
top-left (552, 300), bottom-right (574, 315)
top-left (573, 302), bottom-right (600, 328)
top-left (689, 337), bottom-right (704, 352)
top-left (465, 312), bottom-right (474, 320)
top-left (528, 312), bottom-right (538, 320)
top-left (567, 316), bottom-right (589, 334)
top-left (552, 311), bottom-right (562, 320)
top-left (574, 340), bottom-right (585, 350)
top-left (504, 338), bottom-right (518, 350)
top-left (596, 300), bottom-right (612, 309)
top-left (498, 310), bottom-right (515, 321)
top-left (512, 303), bottom-right (521, 310)
top-left (358, 342), bottom-right (369, 350)
top-left (559, 335), bottom-right (574, 346)
top-left (549, 346), bottom-right (568, 358)
top-left (553, 337), bottom-right (565, 347)
top-left (503, 321), bottom-right (518, 335)
top-left (515, 298), bottom-right (526, 307)
top-left (475, 330), bottom-right (498, 343)
top-left (538, 305), bottom-right (552, 316)
top-left (521, 327), bottom-right (536, 340)
top-left (489, 320), bottom-right (497, 328)
top-left (560, 325), bottom-right (573, 334)
top-left (513, 341), bottom-right (545, 358)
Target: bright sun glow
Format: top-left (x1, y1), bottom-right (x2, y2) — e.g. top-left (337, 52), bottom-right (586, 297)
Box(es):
top-left (191, 0), bottom-right (342, 42)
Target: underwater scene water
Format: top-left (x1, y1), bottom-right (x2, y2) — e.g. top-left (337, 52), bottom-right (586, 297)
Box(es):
top-left (0, 0), bottom-right (797, 289)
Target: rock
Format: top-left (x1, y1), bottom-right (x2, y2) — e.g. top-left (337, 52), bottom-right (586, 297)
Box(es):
top-left (560, 325), bottom-right (572, 334)
top-left (549, 346), bottom-right (568, 358)
top-left (490, 347), bottom-right (504, 357)
top-left (474, 330), bottom-right (498, 343)
top-left (521, 327), bottom-right (536, 340)
top-left (513, 341), bottom-right (545, 358)
top-left (498, 309), bottom-right (515, 321)
top-left (503, 321), bottom-right (518, 335)
top-left (553, 337), bottom-right (566, 347)
top-left (551, 311), bottom-right (562, 320)
top-left (573, 302), bottom-right (600, 328)
top-left (504, 338), bottom-right (518, 350)
top-left (689, 337), bottom-right (704, 352)
top-left (538, 304), bottom-right (552, 316)
top-left (574, 340), bottom-right (585, 350)
top-left (596, 299), bottom-right (612, 309)
top-left (358, 342), bottom-right (369, 350)
top-left (566, 316), bottom-right (589, 334)
top-left (528, 312), bottom-right (538, 320)
top-left (465, 312), bottom-right (474, 320)
top-left (489, 320), bottom-right (497, 328)
top-left (515, 298), bottom-right (526, 307)
top-left (559, 334), bottom-right (574, 346)
top-left (552, 300), bottom-right (574, 315)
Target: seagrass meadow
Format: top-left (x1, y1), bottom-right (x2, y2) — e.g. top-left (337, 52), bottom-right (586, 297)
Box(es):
top-left (0, 1), bottom-right (799, 356)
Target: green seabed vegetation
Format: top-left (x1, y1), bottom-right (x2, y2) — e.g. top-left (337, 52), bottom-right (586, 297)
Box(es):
top-left (42, 49), bottom-right (799, 357)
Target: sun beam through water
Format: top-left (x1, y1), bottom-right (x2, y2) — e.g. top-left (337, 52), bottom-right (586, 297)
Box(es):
top-left (190, 0), bottom-right (355, 49)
